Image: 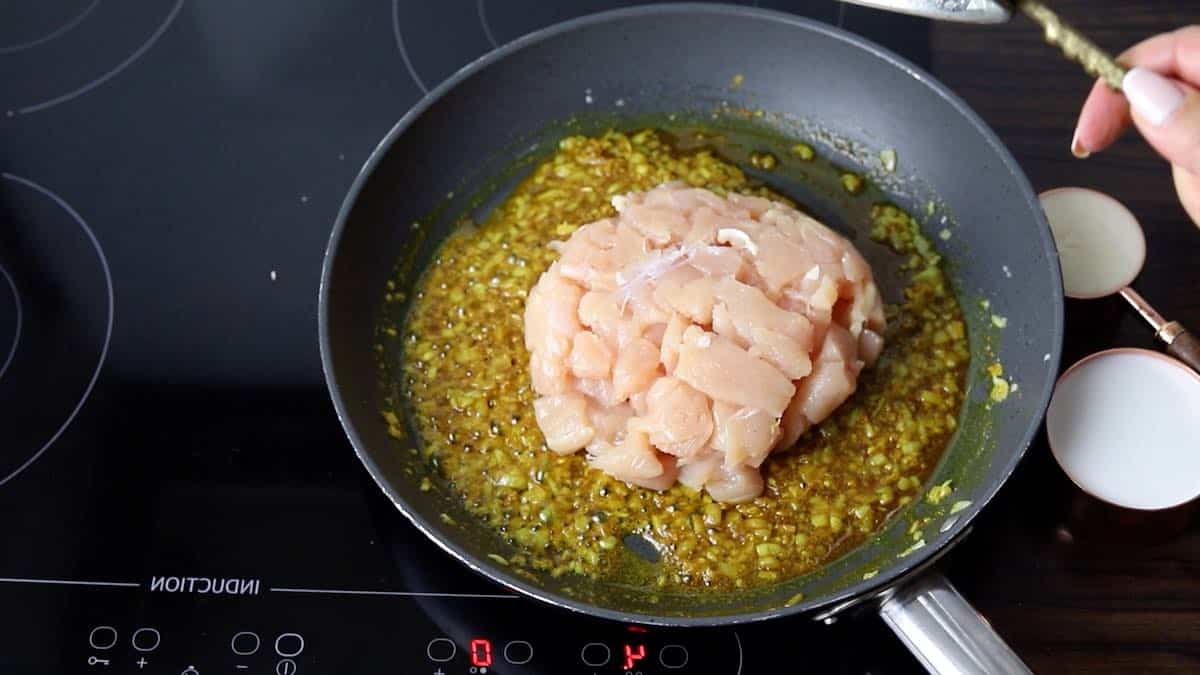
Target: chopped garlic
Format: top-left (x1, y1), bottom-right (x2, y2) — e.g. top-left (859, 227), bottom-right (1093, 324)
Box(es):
top-left (880, 148), bottom-right (898, 173)
top-left (990, 376), bottom-right (1010, 403)
top-left (926, 480), bottom-right (953, 504)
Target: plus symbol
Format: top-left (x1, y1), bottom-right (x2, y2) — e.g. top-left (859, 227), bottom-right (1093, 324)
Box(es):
top-left (136, 658), bottom-right (147, 669)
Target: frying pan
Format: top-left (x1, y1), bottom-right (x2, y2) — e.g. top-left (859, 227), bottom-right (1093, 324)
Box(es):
top-left (319, 5), bottom-right (1063, 673)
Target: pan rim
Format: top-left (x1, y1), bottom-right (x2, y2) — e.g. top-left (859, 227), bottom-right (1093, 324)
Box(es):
top-left (319, 1), bottom-right (1065, 626)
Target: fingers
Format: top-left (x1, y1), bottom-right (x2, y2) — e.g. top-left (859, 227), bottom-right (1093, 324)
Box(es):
top-left (1124, 69), bottom-right (1200, 174)
top-left (1070, 26), bottom-right (1200, 228)
top-left (1073, 78), bottom-right (1130, 157)
top-left (1122, 28), bottom-right (1200, 227)
top-left (1071, 26), bottom-right (1200, 158)
top-left (1119, 26), bottom-right (1200, 84)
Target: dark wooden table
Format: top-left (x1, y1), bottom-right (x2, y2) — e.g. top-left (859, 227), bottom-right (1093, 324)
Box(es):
top-left (925, 3), bottom-right (1200, 673)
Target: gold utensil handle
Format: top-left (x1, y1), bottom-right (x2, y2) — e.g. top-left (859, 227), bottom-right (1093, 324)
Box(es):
top-left (1016, 0), bottom-right (1126, 90)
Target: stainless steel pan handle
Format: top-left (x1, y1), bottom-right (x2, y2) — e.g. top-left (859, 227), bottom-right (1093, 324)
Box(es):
top-left (880, 572), bottom-right (1033, 675)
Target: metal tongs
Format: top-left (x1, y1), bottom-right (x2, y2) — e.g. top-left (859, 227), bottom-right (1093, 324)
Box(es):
top-left (842, 0), bottom-right (1127, 90)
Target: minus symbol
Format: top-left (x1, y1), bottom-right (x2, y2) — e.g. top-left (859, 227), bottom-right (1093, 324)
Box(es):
top-left (236, 666), bottom-right (247, 670)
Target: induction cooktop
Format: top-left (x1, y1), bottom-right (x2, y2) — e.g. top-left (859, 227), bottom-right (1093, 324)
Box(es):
top-left (0, 2), bottom-right (934, 673)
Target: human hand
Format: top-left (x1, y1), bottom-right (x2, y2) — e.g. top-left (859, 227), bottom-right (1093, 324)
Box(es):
top-left (1072, 26), bottom-right (1200, 228)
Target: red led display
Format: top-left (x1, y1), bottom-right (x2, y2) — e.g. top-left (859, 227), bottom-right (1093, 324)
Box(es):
top-left (470, 638), bottom-right (494, 667)
top-left (623, 644), bottom-right (646, 669)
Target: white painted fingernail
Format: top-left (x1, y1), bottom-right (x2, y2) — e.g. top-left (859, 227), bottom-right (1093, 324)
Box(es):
top-left (1070, 128), bottom-right (1090, 159)
top-left (1123, 67), bottom-right (1185, 126)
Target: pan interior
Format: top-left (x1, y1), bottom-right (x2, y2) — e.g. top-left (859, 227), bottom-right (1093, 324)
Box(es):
top-left (323, 5), bottom-right (1061, 623)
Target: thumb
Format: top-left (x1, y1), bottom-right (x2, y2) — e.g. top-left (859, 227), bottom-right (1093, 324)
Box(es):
top-left (1123, 67), bottom-right (1200, 174)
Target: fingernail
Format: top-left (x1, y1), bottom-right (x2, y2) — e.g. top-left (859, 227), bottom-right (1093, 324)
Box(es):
top-left (1070, 128), bottom-right (1090, 159)
top-left (1123, 67), bottom-right (1185, 126)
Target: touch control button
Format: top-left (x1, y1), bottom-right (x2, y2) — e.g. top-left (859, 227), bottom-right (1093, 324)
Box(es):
top-left (88, 626), bottom-right (118, 650)
top-left (276, 659), bottom-right (297, 675)
top-left (131, 627), bottom-right (160, 652)
top-left (274, 633), bottom-right (304, 657)
top-left (580, 642), bottom-right (611, 667)
top-left (426, 638), bottom-right (456, 663)
top-left (231, 631), bottom-right (261, 656)
top-left (503, 640), bottom-right (533, 665)
top-left (660, 644), bottom-right (689, 669)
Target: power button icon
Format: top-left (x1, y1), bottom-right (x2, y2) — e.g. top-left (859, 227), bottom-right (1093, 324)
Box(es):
top-left (276, 659), bottom-right (297, 675)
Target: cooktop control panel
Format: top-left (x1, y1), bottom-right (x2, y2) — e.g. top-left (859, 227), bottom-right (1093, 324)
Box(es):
top-left (20, 581), bottom-right (752, 675)
top-left (73, 621), bottom-right (737, 675)
top-left (0, 571), bottom-right (922, 674)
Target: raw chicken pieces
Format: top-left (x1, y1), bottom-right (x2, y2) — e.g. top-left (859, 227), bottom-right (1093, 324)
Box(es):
top-left (524, 182), bottom-right (886, 502)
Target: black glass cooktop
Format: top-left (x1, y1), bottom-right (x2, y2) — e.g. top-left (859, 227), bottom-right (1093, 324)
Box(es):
top-left (0, 2), bottom-right (933, 673)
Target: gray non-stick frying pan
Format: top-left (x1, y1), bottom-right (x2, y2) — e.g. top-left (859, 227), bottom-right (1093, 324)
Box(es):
top-left (319, 5), bottom-right (1062, 673)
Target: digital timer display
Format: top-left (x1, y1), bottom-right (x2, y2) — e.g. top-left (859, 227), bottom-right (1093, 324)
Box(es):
top-left (623, 643), bottom-right (646, 669)
top-left (470, 638), bottom-right (494, 667)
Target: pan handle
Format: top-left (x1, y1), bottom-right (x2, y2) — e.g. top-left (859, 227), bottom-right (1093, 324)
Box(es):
top-left (879, 572), bottom-right (1033, 675)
